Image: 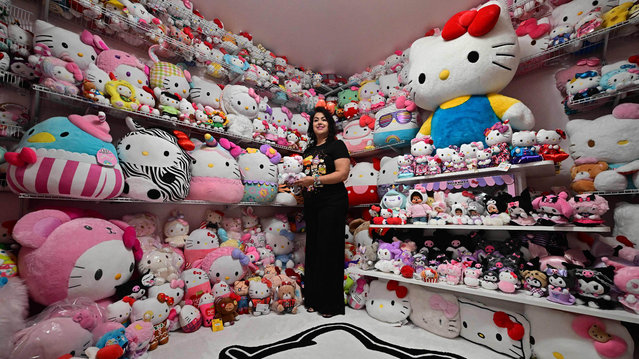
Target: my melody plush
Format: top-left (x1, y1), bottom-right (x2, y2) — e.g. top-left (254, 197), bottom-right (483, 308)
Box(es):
top-left (603, 257), bottom-right (639, 314)
top-left (12, 209), bottom-right (139, 306)
top-left (532, 192), bottom-right (574, 225)
top-left (566, 103), bottom-right (639, 191)
top-left (408, 1), bottom-right (535, 148)
top-left (345, 160), bottom-right (380, 206)
top-left (365, 279), bottom-right (411, 325)
top-left (186, 136), bottom-right (244, 203)
top-left (117, 117), bottom-right (193, 202)
top-left (5, 113), bottom-right (125, 199)
top-left (222, 85), bottom-right (260, 137)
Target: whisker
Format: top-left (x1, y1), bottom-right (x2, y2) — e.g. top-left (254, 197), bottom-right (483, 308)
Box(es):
top-left (74, 265), bottom-right (85, 269)
top-left (492, 42), bottom-right (516, 48)
top-left (68, 284), bottom-right (81, 289)
top-left (492, 61), bottom-right (512, 71)
top-left (496, 53), bottom-right (515, 57)
top-left (70, 276), bottom-right (82, 278)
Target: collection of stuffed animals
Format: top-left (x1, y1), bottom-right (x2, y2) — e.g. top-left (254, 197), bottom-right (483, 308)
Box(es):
top-left (370, 188), bottom-right (610, 227)
top-left (1, 207), bottom-right (306, 359)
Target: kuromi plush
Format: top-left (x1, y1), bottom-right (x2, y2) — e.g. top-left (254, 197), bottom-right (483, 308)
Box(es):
top-left (408, 1), bottom-right (535, 148)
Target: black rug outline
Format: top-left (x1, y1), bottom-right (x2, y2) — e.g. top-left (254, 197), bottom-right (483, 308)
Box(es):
top-left (219, 322), bottom-right (467, 359)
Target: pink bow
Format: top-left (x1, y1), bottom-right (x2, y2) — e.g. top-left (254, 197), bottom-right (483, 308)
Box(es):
top-left (395, 95), bottom-right (416, 111)
top-left (489, 122), bottom-right (510, 134)
top-left (355, 278), bottom-right (367, 293)
top-left (429, 294), bottom-right (458, 319)
top-left (248, 88), bottom-right (261, 104)
top-left (182, 0), bottom-right (193, 9)
top-left (301, 112), bottom-right (310, 122)
top-left (274, 214), bottom-right (289, 223)
top-left (576, 57), bottom-right (600, 66)
top-left (170, 279), bottom-right (185, 289)
top-left (281, 106), bottom-right (293, 120)
top-left (122, 226), bottom-right (143, 261)
top-left (33, 43), bottom-right (52, 56)
top-left (219, 137), bottom-right (244, 158)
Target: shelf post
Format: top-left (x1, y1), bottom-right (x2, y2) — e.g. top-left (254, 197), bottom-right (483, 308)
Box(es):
top-left (40, 0), bottom-right (49, 21)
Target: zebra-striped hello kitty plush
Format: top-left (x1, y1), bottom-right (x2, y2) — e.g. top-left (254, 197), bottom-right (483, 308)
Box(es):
top-left (117, 117), bottom-right (193, 202)
top-left (408, 1), bottom-right (535, 149)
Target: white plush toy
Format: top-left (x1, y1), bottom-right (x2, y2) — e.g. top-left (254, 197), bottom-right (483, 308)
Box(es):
top-left (408, 1), bottom-right (535, 148)
top-left (515, 17), bottom-right (551, 59)
top-left (221, 85), bottom-right (260, 137)
top-left (365, 279), bottom-right (411, 325)
top-left (600, 60), bottom-right (639, 93)
top-left (407, 285), bottom-right (460, 338)
top-left (613, 202), bottom-right (639, 247)
top-left (190, 75), bottom-right (223, 110)
top-left (378, 73), bottom-right (401, 98)
top-left (377, 156), bottom-right (401, 198)
top-left (566, 103), bottom-right (639, 191)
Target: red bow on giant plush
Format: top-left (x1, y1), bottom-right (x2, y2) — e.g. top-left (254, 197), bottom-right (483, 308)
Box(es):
top-left (386, 280), bottom-right (408, 298)
top-left (441, 4), bottom-right (501, 41)
top-left (493, 311), bottom-right (525, 341)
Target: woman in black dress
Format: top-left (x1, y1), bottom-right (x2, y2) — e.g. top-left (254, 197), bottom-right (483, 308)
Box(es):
top-left (295, 107), bottom-right (350, 318)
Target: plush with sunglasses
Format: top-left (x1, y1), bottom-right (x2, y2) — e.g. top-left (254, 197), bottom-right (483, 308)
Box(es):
top-left (373, 100), bottom-right (418, 148)
top-left (409, 1), bottom-right (535, 149)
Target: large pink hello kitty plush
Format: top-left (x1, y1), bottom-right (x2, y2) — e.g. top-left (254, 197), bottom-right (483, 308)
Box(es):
top-left (96, 49), bottom-right (149, 89)
top-left (409, 1), bottom-right (535, 148)
top-left (193, 247), bottom-right (250, 285)
top-left (13, 209), bottom-right (141, 305)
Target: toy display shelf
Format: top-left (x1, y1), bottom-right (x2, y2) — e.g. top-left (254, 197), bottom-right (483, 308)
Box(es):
top-left (349, 141), bottom-right (407, 159)
top-left (369, 223), bottom-right (610, 233)
top-left (507, 1), bottom-right (552, 26)
top-left (397, 161), bottom-right (556, 184)
top-left (567, 83), bottom-right (639, 108)
top-left (46, 3), bottom-right (196, 62)
top-left (0, 70), bottom-right (31, 92)
top-left (0, 1), bottom-right (33, 29)
top-left (516, 16), bottom-right (639, 75)
top-left (17, 193), bottom-right (302, 207)
top-left (31, 84), bottom-right (302, 154)
top-left (323, 81), bottom-right (359, 97)
top-left (348, 267), bottom-right (639, 324)
top-left (0, 124), bottom-right (24, 141)
top-left (590, 189), bottom-right (639, 196)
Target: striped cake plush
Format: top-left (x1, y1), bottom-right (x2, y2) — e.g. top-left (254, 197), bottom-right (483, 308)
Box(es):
top-left (117, 117), bottom-right (193, 202)
top-left (5, 113), bottom-right (125, 199)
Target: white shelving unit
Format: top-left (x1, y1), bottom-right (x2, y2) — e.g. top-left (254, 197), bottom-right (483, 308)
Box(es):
top-left (349, 141), bottom-right (407, 159)
top-left (348, 268), bottom-right (639, 324)
top-left (369, 223), bottom-right (611, 233)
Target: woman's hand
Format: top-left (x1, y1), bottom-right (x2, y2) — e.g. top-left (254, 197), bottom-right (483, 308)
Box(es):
top-left (294, 176), bottom-right (315, 188)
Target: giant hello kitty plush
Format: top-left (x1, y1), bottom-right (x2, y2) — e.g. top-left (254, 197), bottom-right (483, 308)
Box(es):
top-left (32, 20), bottom-right (107, 70)
top-left (238, 145), bottom-right (281, 203)
top-left (222, 85), bottom-right (260, 138)
top-left (345, 160), bottom-right (380, 206)
top-left (408, 1), bottom-right (535, 148)
top-left (12, 209), bottom-right (139, 305)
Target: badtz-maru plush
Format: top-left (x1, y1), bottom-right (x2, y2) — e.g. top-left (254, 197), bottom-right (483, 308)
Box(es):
top-left (566, 103), bottom-right (639, 191)
top-left (408, 1), bottom-right (535, 148)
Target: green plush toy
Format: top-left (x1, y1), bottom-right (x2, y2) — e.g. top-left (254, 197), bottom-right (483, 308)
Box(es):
top-left (344, 272), bottom-right (355, 304)
top-left (337, 87), bottom-right (359, 108)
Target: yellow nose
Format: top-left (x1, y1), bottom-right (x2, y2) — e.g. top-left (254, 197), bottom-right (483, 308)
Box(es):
top-left (77, 52), bottom-right (84, 57)
top-left (553, 352), bottom-right (564, 359)
top-left (244, 167), bottom-right (249, 171)
top-left (138, 79), bottom-right (143, 84)
top-left (115, 273), bottom-right (122, 280)
top-left (225, 276), bottom-right (229, 280)
top-left (439, 69), bottom-right (450, 80)
top-left (577, 11), bottom-right (583, 15)
top-left (208, 163), bottom-right (214, 168)
top-left (359, 174), bottom-right (363, 178)
top-left (618, 140), bottom-right (629, 145)
top-left (245, 106), bottom-right (249, 110)
top-left (142, 151), bottom-right (149, 156)
top-left (379, 304), bottom-right (384, 308)
top-left (28, 132), bottom-right (56, 143)
top-left (183, 89), bottom-right (187, 94)
top-left (393, 171), bottom-right (397, 175)
top-left (215, 98), bottom-right (219, 102)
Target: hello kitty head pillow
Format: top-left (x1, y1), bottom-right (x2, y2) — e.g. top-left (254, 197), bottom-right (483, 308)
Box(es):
top-left (366, 279), bottom-right (411, 324)
top-left (221, 84), bottom-right (260, 118)
top-left (407, 285), bottom-right (460, 338)
top-left (291, 112), bottom-right (309, 135)
top-left (13, 209), bottom-right (140, 305)
top-left (96, 49), bottom-right (148, 88)
top-left (515, 17), bottom-right (551, 58)
top-left (551, 0), bottom-right (617, 31)
top-left (193, 247), bottom-right (250, 285)
top-left (238, 145), bottom-right (281, 202)
top-left (189, 75), bottom-right (223, 109)
top-left (148, 45), bottom-right (191, 97)
top-left (33, 20), bottom-right (107, 70)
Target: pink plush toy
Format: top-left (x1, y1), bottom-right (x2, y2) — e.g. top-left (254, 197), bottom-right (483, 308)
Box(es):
top-left (13, 209), bottom-right (141, 305)
top-left (571, 316), bottom-right (628, 358)
top-left (96, 49), bottom-right (149, 88)
top-left (568, 194), bottom-right (609, 226)
top-left (193, 247), bottom-right (250, 285)
top-left (11, 316), bottom-right (94, 359)
top-left (39, 56), bottom-right (83, 95)
top-left (532, 192), bottom-right (574, 225)
top-left (125, 318), bottom-right (154, 359)
top-left (602, 257), bottom-right (639, 314)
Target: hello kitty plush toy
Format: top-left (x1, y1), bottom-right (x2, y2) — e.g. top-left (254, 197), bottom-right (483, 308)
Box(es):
top-left (32, 21), bottom-right (106, 70)
top-left (148, 45), bottom-right (191, 99)
top-left (266, 229), bottom-right (295, 269)
top-left (130, 294), bottom-right (171, 351)
top-left (515, 17), bottom-right (552, 58)
top-left (366, 280), bottom-right (411, 325)
top-left (566, 70), bottom-right (603, 102)
top-left (436, 146), bottom-right (458, 173)
top-left (12, 209), bottom-right (139, 305)
top-left (181, 268), bottom-right (212, 307)
top-left (568, 194), bottom-right (609, 226)
top-left (163, 210), bottom-right (189, 248)
top-left (397, 154), bottom-right (415, 178)
top-left (222, 85), bottom-right (260, 137)
top-left (189, 75), bottom-right (223, 110)
top-left (510, 130), bottom-right (543, 164)
top-left (193, 247), bottom-right (250, 285)
top-left (536, 129), bottom-right (570, 163)
top-left (426, 156), bottom-right (443, 175)
top-left (340, 115), bottom-right (375, 152)
top-left (38, 56), bottom-right (83, 95)
top-left (450, 152), bottom-right (467, 172)
top-left (238, 145), bottom-right (280, 203)
top-left (476, 148), bottom-right (493, 168)
top-left (155, 90), bottom-right (182, 120)
top-left (96, 49), bottom-right (149, 89)
top-left (460, 142), bottom-right (484, 170)
top-left (278, 154), bottom-right (305, 186)
top-left (484, 121), bottom-right (512, 165)
top-left (409, 1), bottom-right (535, 148)
top-left (532, 192), bottom-right (574, 225)
top-left (138, 246), bottom-right (180, 285)
top-left (248, 278), bottom-right (272, 316)
top-left (345, 160), bottom-right (380, 206)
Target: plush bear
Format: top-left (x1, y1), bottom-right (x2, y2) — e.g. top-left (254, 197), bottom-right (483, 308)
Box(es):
top-left (12, 209), bottom-right (139, 305)
top-left (570, 158), bottom-right (608, 193)
top-left (566, 103), bottom-right (639, 191)
top-left (274, 281), bottom-right (298, 314)
top-left (5, 113), bottom-right (125, 199)
top-left (117, 118), bottom-right (193, 202)
top-left (409, 1), bottom-right (535, 148)
top-left (215, 296), bottom-right (239, 325)
top-left (221, 85), bottom-right (260, 137)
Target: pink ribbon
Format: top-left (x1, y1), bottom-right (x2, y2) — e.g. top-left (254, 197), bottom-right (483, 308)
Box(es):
top-left (170, 279), bottom-right (185, 289)
top-left (355, 278), bottom-right (367, 294)
top-left (122, 226), bottom-right (143, 262)
top-left (395, 95), bottom-right (416, 111)
top-left (429, 294), bottom-right (458, 319)
top-left (576, 57), bottom-right (600, 66)
top-left (281, 106), bottom-right (293, 120)
top-left (489, 122), bottom-right (510, 134)
top-left (301, 112), bottom-right (310, 121)
top-left (248, 88), bottom-right (261, 104)
top-left (219, 137), bottom-right (244, 158)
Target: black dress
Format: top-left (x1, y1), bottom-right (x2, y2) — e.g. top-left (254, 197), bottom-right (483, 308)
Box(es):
top-left (302, 139), bottom-right (350, 315)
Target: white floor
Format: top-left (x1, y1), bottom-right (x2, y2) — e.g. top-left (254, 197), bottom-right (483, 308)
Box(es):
top-left (151, 306), bottom-right (508, 358)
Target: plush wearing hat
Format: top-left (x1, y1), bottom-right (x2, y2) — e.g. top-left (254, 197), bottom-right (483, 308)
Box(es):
top-left (408, 1), bottom-right (535, 148)
top-left (5, 114), bottom-right (125, 199)
top-left (12, 209), bottom-right (140, 305)
top-left (11, 316), bottom-right (94, 359)
top-left (193, 247), bottom-right (250, 285)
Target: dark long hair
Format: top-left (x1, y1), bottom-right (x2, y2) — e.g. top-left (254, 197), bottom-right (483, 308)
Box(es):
top-left (307, 107), bottom-right (338, 146)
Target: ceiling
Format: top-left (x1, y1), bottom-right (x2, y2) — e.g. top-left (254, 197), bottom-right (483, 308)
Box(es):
top-left (195, 0), bottom-right (485, 76)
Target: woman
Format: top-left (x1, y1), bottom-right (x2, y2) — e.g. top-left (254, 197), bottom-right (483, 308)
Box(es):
top-left (295, 107), bottom-right (350, 318)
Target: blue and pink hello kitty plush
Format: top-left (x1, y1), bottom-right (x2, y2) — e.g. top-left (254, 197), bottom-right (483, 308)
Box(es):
top-left (238, 145), bottom-right (281, 203)
top-left (408, 1), bottom-right (535, 148)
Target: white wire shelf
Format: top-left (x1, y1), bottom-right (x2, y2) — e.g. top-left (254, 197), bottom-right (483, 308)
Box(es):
top-left (567, 83), bottom-right (639, 106)
top-left (0, 70), bottom-right (31, 91)
top-left (0, 1), bottom-right (33, 30)
top-left (589, 189), bottom-right (639, 196)
top-left (18, 193), bottom-right (302, 207)
top-left (349, 141), bottom-right (407, 159)
top-left (396, 160), bottom-right (556, 185)
top-left (348, 268), bottom-right (639, 324)
top-left (32, 85), bottom-right (301, 154)
top-left (369, 223), bottom-right (610, 232)
top-left (0, 124), bottom-right (24, 140)
top-left (517, 17), bottom-right (639, 75)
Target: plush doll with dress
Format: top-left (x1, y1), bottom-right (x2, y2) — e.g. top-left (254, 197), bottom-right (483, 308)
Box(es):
top-left (510, 130), bottom-right (543, 164)
top-left (408, 1), bottom-right (535, 148)
top-left (238, 145), bottom-right (280, 203)
top-left (568, 194), bottom-right (609, 226)
top-left (536, 128), bottom-right (570, 163)
top-left (5, 113), bottom-right (125, 199)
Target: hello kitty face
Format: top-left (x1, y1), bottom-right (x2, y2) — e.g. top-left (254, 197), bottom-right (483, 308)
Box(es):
top-left (182, 268), bottom-right (210, 287)
top-left (34, 20), bottom-right (98, 69)
top-left (185, 228), bottom-right (219, 250)
top-left (165, 220), bottom-right (188, 238)
top-left (257, 247), bottom-right (274, 264)
top-left (358, 100), bottom-right (372, 113)
top-left (345, 162), bottom-right (379, 187)
top-left (253, 119), bottom-right (267, 133)
top-left (451, 153), bottom-right (465, 165)
top-left (238, 151), bottom-right (278, 182)
top-left (285, 79), bottom-right (302, 93)
top-left (50, 64), bottom-right (77, 83)
top-left (378, 156), bottom-right (399, 185)
top-left (536, 129), bottom-right (563, 145)
top-left (137, 89), bottom-right (156, 107)
top-left (511, 131), bottom-right (537, 147)
top-left (407, 2), bottom-right (518, 111)
top-left (567, 74), bottom-right (601, 95)
top-left (359, 81), bottom-right (380, 100)
top-left (266, 231), bottom-right (294, 256)
top-left (261, 216), bottom-right (290, 235)
top-left (249, 280), bottom-right (271, 299)
top-left (397, 156), bottom-right (412, 167)
top-left (83, 64), bottom-right (110, 93)
top-left (551, 0), bottom-right (616, 28)
top-left (117, 132), bottom-right (183, 166)
top-left (115, 65), bottom-right (149, 88)
top-left (549, 23), bottom-right (573, 39)
top-left (343, 101), bottom-right (359, 113)
top-left (366, 280), bottom-right (411, 323)
top-left (499, 270), bottom-right (518, 284)
top-left (257, 109), bottom-right (272, 124)
top-left (8, 24), bottom-right (32, 46)
top-left (157, 91), bottom-right (180, 109)
top-left (106, 299), bottom-right (132, 323)
top-left (279, 156), bottom-right (303, 174)
top-left (271, 107), bottom-right (293, 128)
top-left (460, 143), bottom-right (484, 159)
top-left (465, 267), bottom-right (482, 278)
top-left (190, 76), bottom-right (222, 109)
top-left (207, 255), bottom-right (245, 284)
top-left (179, 305), bottom-right (201, 327)
top-left (435, 147), bottom-right (457, 162)
top-left (131, 296), bottom-right (170, 325)
top-left (149, 282), bottom-right (184, 305)
top-left (411, 140), bottom-right (434, 157)
top-left (68, 240), bottom-right (135, 301)
top-left (485, 124), bottom-right (513, 145)
top-left (223, 85), bottom-right (259, 118)
top-left (343, 120), bottom-right (373, 140)
top-left (212, 281), bottom-right (231, 297)
top-left (378, 74), bottom-right (400, 97)
top-left (160, 73), bottom-right (191, 97)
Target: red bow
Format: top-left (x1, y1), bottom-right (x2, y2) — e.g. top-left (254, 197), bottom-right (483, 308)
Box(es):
top-left (462, 191), bottom-right (475, 200)
top-left (359, 115), bottom-right (375, 130)
top-left (122, 296), bottom-right (136, 306)
top-left (629, 55), bottom-right (639, 65)
top-left (157, 293), bottom-right (174, 306)
top-left (493, 311), bottom-right (525, 341)
top-left (386, 280), bottom-right (408, 298)
top-left (442, 4), bottom-right (501, 41)
top-left (555, 129), bottom-right (566, 139)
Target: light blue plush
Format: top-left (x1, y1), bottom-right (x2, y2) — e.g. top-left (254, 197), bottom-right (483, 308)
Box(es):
top-left (430, 95), bottom-right (499, 149)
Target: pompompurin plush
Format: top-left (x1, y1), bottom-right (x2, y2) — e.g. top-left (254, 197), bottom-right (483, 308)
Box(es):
top-left (408, 1), bottom-right (535, 149)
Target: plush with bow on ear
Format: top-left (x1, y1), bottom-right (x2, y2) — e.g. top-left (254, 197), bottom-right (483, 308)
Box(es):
top-left (366, 279), bottom-right (411, 325)
top-left (407, 284), bottom-right (461, 338)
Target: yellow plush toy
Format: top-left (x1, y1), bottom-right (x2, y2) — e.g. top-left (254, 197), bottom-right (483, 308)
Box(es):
top-left (602, 2), bottom-right (634, 28)
top-left (105, 77), bottom-right (140, 111)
